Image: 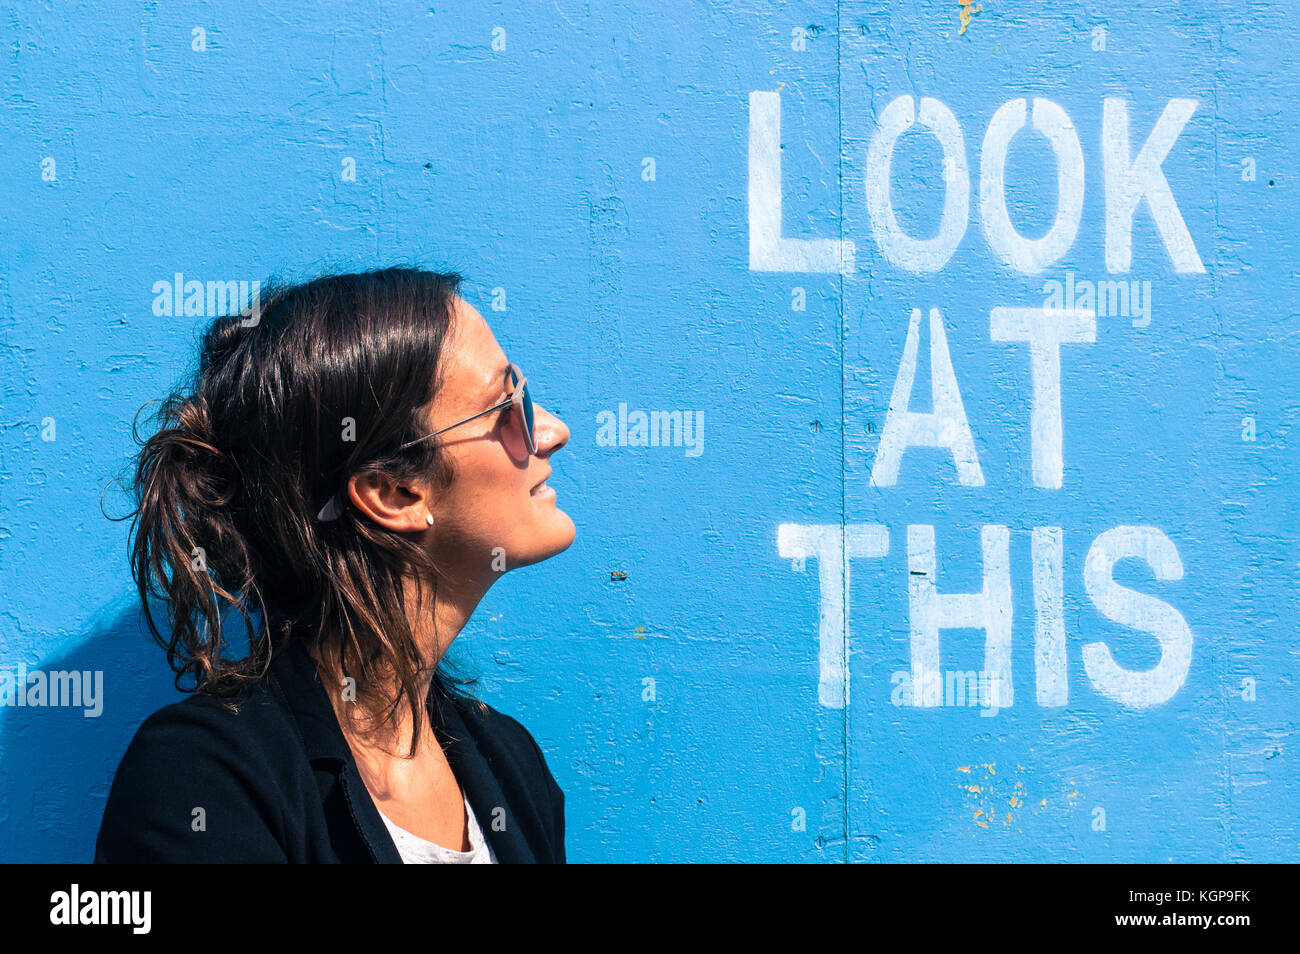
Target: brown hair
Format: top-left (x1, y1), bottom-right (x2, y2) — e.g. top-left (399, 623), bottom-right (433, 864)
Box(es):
top-left (126, 267), bottom-right (481, 758)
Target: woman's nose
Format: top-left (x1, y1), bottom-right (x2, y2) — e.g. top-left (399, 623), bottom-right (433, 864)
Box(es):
top-left (532, 404), bottom-right (568, 455)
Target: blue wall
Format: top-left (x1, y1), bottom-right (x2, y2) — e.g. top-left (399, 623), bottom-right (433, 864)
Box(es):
top-left (1, 0), bottom-right (1296, 862)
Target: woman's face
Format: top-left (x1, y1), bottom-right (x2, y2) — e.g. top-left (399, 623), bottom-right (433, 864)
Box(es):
top-left (422, 296), bottom-right (576, 576)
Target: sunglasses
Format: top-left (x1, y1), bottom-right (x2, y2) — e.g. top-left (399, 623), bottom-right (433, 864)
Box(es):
top-left (399, 362), bottom-right (536, 456)
top-left (317, 363), bottom-right (536, 521)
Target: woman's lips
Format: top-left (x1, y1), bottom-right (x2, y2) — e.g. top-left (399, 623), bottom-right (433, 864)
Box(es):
top-left (530, 481), bottom-right (555, 499)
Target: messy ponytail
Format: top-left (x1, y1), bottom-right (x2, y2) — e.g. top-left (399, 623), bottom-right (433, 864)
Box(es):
top-left (131, 391), bottom-right (264, 693)
top-left (126, 267), bottom-right (480, 757)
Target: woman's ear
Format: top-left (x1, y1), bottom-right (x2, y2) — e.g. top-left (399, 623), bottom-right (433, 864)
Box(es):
top-left (346, 470), bottom-right (433, 533)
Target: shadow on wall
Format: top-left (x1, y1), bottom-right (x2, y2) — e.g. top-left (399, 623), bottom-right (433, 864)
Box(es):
top-left (0, 602), bottom-right (181, 862)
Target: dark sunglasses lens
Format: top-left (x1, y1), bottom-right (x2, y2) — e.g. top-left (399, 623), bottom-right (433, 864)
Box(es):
top-left (512, 369), bottom-right (536, 451)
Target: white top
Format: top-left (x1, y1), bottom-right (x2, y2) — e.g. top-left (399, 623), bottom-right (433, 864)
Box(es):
top-left (377, 790), bottom-right (498, 864)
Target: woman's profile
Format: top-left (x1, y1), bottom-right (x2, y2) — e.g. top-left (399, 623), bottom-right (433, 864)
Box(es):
top-left (94, 267), bottom-right (574, 863)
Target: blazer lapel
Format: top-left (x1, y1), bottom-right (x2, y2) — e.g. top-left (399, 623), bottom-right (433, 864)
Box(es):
top-left (275, 638), bottom-right (532, 863)
top-left (336, 763), bottom-right (404, 864)
top-left (435, 697), bottom-right (535, 863)
top-left (270, 641), bottom-right (404, 864)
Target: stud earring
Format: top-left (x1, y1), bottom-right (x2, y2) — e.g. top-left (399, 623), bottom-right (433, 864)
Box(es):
top-left (425, 513), bottom-right (435, 526)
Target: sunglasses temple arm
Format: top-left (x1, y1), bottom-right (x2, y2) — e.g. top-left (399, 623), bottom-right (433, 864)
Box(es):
top-left (398, 398), bottom-right (515, 450)
top-left (446, 398), bottom-right (514, 430)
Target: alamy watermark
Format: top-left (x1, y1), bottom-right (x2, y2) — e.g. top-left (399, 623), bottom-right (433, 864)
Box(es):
top-left (596, 402), bottom-right (704, 457)
top-left (1043, 270), bottom-right (1151, 327)
top-left (151, 272), bottom-right (261, 326)
top-left (0, 665), bottom-right (103, 717)
top-left (50, 884), bottom-right (150, 933)
top-left (891, 668), bottom-right (1008, 717)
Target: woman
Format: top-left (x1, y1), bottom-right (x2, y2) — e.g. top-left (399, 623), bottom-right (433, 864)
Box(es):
top-left (94, 267), bottom-right (575, 863)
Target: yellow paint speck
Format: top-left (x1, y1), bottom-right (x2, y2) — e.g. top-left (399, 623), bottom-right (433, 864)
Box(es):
top-left (957, 0), bottom-right (983, 36)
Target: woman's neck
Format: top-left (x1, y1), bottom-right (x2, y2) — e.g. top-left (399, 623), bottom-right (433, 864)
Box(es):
top-left (315, 567), bottom-right (496, 759)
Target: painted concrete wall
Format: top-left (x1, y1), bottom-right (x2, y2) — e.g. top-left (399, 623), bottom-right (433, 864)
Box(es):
top-left (1, 0), bottom-right (1296, 862)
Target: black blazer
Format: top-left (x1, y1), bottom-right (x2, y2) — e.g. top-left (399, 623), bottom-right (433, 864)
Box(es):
top-left (93, 637), bottom-right (565, 863)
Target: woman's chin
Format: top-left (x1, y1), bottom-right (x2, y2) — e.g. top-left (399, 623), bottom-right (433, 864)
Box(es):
top-left (505, 513), bottom-right (576, 569)
top-left (539, 509), bottom-right (577, 557)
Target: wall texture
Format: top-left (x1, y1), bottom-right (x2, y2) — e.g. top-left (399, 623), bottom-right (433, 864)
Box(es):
top-left (0, 0), bottom-right (1296, 862)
